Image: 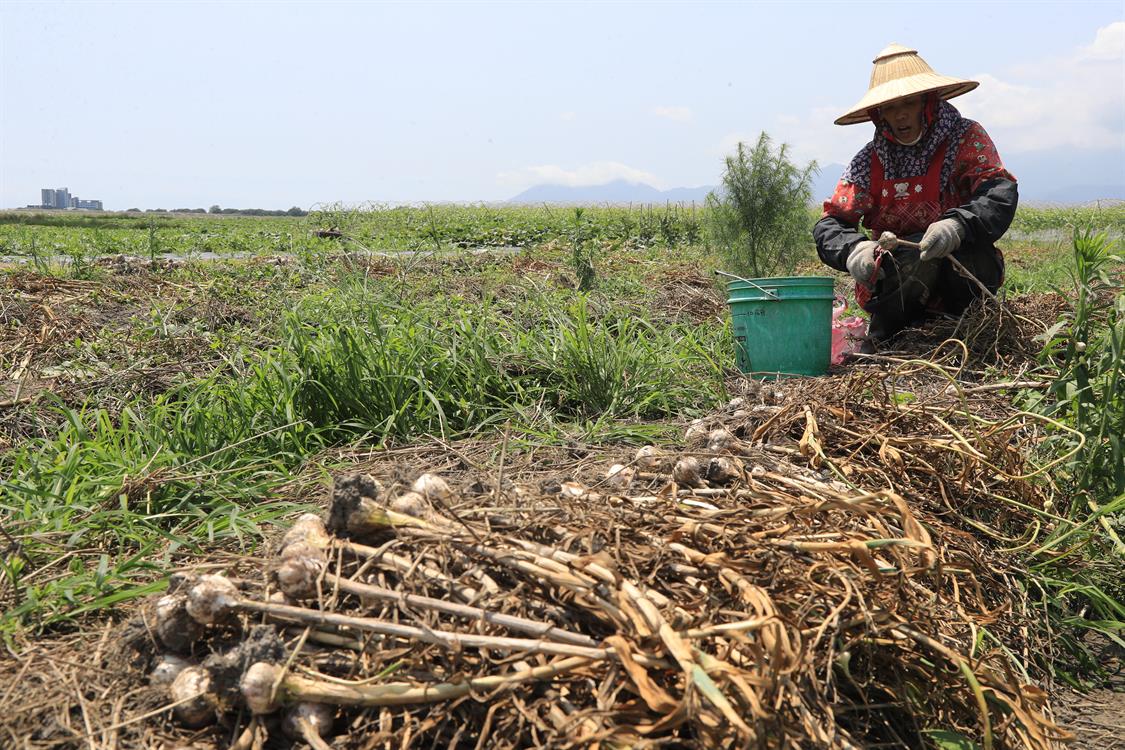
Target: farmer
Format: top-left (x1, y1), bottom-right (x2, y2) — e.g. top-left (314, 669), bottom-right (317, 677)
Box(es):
top-left (813, 43), bottom-right (1017, 348)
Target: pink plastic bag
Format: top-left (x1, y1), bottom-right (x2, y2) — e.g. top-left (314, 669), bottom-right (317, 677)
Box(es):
top-left (831, 298), bottom-right (868, 365)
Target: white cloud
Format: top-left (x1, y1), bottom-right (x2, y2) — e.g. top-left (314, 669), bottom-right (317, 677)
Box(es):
top-left (959, 22), bottom-right (1125, 152)
top-left (496, 161), bottom-right (664, 189)
top-left (652, 105), bottom-right (693, 122)
top-left (1077, 21), bottom-right (1125, 61)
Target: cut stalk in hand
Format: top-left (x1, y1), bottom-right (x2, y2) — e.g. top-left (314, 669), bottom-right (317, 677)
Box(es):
top-left (889, 237), bottom-right (999, 303)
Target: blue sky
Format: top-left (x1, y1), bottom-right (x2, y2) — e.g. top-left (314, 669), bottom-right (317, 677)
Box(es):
top-left (2, 0), bottom-right (1122, 208)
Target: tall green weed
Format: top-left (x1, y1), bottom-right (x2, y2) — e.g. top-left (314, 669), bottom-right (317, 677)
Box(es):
top-left (706, 132), bottom-right (817, 279)
top-left (1019, 229), bottom-right (1125, 674)
top-left (1031, 229), bottom-right (1124, 503)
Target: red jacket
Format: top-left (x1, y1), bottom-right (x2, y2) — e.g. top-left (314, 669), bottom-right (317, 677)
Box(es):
top-left (813, 116), bottom-right (1018, 273)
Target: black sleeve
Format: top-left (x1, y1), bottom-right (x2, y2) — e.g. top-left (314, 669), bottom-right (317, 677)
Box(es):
top-left (942, 178), bottom-right (1019, 246)
top-left (813, 215), bottom-right (868, 272)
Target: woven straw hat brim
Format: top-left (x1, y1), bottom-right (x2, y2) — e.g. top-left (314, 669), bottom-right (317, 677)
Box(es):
top-left (835, 74), bottom-right (978, 126)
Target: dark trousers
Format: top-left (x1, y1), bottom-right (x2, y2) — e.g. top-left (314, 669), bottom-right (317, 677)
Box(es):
top-left (863, 236), bottom-right (1005, 342)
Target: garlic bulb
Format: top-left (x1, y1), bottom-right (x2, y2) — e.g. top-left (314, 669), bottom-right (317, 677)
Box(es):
top-left (389, 491), bottom-right (430, 518)
top-left (327, 473), bottom-right (386, 536)
top-left (275, 547), bottom-right (325, 601)
top-left (154, 593), bottom-right (205, 653)
top-left (150, 654), bottom-right (191, 690)
top-left (170, 666), bottom-right (215, 728)
top-left (706, 456), bottom-right (744, 485)
top-left (185, 574), bottom-right (239, 625)
top-left (241, 661), bottom-right (282, 715)
top-left (707, 428), bottom-right (736, 453)
top-left (604, 463), bottom-right (635, 491)
top-left (634, 445), bottom-right (665, 471)
top-left (411, 473), bottom-right (452, 502)
top-left (672, 457), bottom-right (703, 488)
top-left (280, 513), bottom-right (330, 551)
top-left (684, 422), bottom-right (709, 448)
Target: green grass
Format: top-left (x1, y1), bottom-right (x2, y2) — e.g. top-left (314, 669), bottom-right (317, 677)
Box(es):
top-left (996, 237), bottom-right (1081, 294)
top-left (5, 202), bottom-right (1120, 256)
top-left (1, 204), bottom-right (1107, 302)
top-left (0, 394), bottom-right (311, 631)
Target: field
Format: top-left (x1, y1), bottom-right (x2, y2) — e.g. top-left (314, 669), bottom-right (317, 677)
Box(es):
top-left (0, 205), bottom-right (1121, 748)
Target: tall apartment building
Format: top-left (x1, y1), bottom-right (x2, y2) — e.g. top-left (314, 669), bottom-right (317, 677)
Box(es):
top-left (37, 186), bottom-right (101, 210)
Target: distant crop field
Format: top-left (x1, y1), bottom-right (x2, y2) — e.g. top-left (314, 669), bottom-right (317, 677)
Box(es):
top-left (3, 202), bottom-right (1115, 301)
top-left (0, 203), bottom-right (707, 261)
top-left (1008, 203), bottom-right (1125, 235)
top-left (3, 201), bottom-right (1120, 263)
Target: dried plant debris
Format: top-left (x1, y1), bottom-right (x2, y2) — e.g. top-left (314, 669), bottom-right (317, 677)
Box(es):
top-left (96, 425), bottom-right (1068, 747)
top-left (94, 254), bottom-right (186, 274)
top-left (877, 292), bottom-right (1065, 368)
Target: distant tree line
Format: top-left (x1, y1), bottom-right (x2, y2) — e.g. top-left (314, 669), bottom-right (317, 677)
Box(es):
top-left (208, 205), bottom-right (308, 217)
top-left (123, 206), bottom-right (309, 217)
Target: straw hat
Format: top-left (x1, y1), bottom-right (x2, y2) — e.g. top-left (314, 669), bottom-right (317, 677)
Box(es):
top-left (835, 44), bottom-right (978, 126)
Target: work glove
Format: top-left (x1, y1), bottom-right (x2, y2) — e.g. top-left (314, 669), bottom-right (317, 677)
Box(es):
top-left (919, 218), bottom-right (965, 262)
top-left (846, 240), bottom-right (883, 285)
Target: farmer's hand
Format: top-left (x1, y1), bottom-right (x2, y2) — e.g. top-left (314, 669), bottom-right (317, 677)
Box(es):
top-left (919, 218), bottom-right (965, 261)
top-left (846, 240), bottom-right (883, 285)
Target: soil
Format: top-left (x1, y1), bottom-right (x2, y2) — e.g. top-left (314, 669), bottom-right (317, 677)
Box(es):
top-left (1055, 688), bottom-right (1125, 749)
top-left (1053, 636), bottom-right (1125, 749)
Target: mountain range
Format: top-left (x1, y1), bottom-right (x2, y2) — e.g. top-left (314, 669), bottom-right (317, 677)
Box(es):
top-left (503, 169), bottom-right (867, 206)
top-left (508, 181), bottom-right (716, 205)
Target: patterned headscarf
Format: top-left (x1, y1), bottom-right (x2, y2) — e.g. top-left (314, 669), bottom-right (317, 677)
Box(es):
top-left (841, 98), bottom-right (974, 192)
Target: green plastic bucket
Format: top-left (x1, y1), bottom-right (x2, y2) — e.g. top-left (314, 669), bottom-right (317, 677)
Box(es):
top-left (725, 275), bottom-right (834, 378)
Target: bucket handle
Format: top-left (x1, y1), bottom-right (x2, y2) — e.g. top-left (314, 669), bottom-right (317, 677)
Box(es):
top-left (714, 270), bottom-right (780, 301)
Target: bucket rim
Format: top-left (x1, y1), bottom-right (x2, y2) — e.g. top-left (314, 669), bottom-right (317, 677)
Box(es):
top-left (724, 275), bottom-right (835, 286)
top-left (726, 276), bottom-right (836, 303)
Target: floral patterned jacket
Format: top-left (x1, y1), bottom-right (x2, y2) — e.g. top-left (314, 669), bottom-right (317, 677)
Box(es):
top-left (813, 119), bottom-right (1018, 272)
